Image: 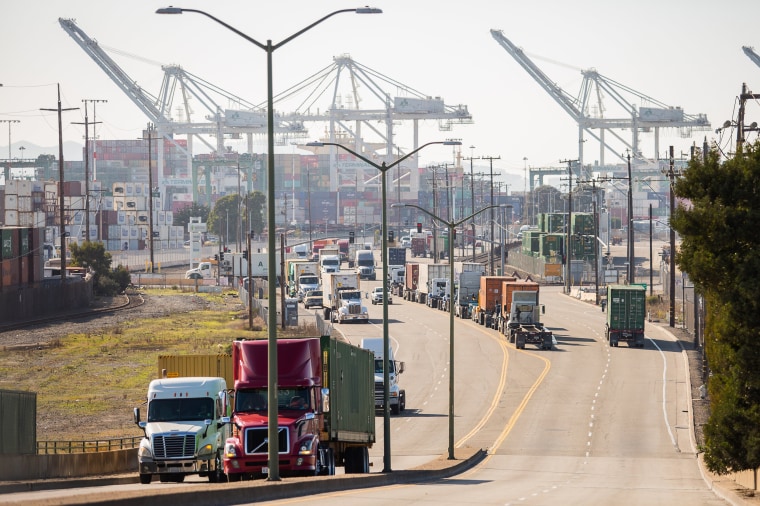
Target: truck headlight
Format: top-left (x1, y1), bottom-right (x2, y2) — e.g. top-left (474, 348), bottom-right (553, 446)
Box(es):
top-left (225, 442), bottom-right (238, 458)
top-left (197, 443), bottom-right (213, 457)
top-left (298, 439), bottom-right (315, 455)
top-left (138, 446), bottom-right (153, 459)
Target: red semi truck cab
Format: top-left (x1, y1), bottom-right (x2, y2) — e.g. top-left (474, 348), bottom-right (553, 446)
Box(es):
top-left (223, 336), bottom-right (374, 479)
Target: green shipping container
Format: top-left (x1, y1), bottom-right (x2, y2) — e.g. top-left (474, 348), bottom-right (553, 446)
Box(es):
top-left (606, 284), bottom-right (646, 331)
top-left (572, 213), bottom-right (595, 235)
top-left (321, 335), bottom-right (375, 443)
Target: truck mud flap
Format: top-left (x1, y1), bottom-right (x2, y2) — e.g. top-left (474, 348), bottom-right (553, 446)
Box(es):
top-left (515, 334), bottom-right (526, 349)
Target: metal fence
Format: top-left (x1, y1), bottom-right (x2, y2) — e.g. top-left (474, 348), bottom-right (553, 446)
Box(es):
top-left (37, 436), bottom-right (141, 454)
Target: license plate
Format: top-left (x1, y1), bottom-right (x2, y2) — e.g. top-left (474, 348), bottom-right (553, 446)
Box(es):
top-left (262, 467), bottom-right (269, 475)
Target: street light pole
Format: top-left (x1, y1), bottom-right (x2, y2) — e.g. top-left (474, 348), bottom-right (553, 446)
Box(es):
top-left (394, 202), bottom-right (503, 460)
top-left (158, 6), bottom-right (381, 481)
top-left (308, 140), bottom-right (461, 472)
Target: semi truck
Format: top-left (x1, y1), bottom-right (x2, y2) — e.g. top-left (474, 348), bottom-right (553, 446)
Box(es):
top-left (286, 260), bottom-right (319, 300)
top-left (359, 338), bottom-right (406, 415)
top-left (319, 245), bottom-right (341, 274)
top-left (410, 236), bottom-right (427, 257)
top-left (454, 265), bottom-right (484, 319)
top-left (355, 249), bottom-right (376, 280)
top-left (223, 336), bottom-right (375, 479)
top-left (387, 247), bottom-right (407, 268)
top-left (321, 271), bottom-right (368, 323)
top-left (605, 284), bottom-right (646, 347)
top-left (221, 252), bottom-right (281, 279)
top-left (501, 280), bottom-right (553, 350)
top-left (133, 377), bottom-right (231, 484)
top-left (418, 263), bottom-right (450, 307)
top-left (403, 263), bottom-right (419, 301)
top-left (472, 276), bottom-right (516, 327)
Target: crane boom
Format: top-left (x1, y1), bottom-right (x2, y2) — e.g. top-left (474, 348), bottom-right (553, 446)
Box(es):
top-left (743, 46), bottom-right (760, 68)
top-left (59, 18), bottom-right (166, 123)
top-left (490, 29), bottom-right (710, 166)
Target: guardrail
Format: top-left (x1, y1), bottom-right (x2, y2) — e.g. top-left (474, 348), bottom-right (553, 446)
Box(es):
top-left (37, 436), bottom-right (141, 454)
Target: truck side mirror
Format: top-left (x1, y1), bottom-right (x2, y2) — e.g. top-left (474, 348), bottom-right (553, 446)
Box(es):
top-left (321, 388), bottom-right (330, 413)
top-left (397, 361), bottom-right (406, 374)
top-left (542, 305), bottom-right (546, 314)
top-left (133, 407), bottom-right (141, 425)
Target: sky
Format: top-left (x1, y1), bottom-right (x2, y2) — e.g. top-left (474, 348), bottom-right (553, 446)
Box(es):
top-left (2, 0), bottom-right (760, 187)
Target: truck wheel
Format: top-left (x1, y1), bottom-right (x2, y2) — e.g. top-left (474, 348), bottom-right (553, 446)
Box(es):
top-left (227, 473), bottom-right (242, 482)
top-left (391, 402), bottom-right (400, 415)
top-left (139, 473), bottom-right (152, 485)
top-left (208, 451), bottom-right (224, 483)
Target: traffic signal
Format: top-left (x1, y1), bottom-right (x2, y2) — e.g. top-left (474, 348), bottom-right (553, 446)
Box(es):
top-left (416, 222), bottom-right (422, 234)
top-left (242, 249), bottom-right (248, 260)
top-left (220, 251), bottom-right (225, 261)
top-left (389, 230), bottom-right (394, 242)
top-left (214, 254), bottom-right (219, 261)
top-left (349, 231), bottom-right (355, 244)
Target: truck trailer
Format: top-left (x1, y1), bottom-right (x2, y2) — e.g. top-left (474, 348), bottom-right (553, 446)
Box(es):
top-left (417, 263), bottom-right (450, 307)
top-left (403, 263), bottom-right (419, 302)
top-left (223, 337), bottom-right (375, 478)
top-left (472, 276), bottom-right (516, 327)
top-left (605, 284), bottom-right (646, 347)
top-left (321, 271), bottom-right (368, 323)
top-left (501, 280), bottom-right (553, 350)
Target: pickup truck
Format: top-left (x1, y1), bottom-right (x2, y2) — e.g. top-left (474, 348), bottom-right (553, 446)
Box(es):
top-left (303, 289), bottom-right (323, 309)
top-left (370, 286), bottom-right (392, 305)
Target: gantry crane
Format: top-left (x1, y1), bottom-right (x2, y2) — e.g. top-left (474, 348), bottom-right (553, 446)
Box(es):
top-left (60, 18), bottom-right (472, 200)
top-left (268, 54), bottom-right (472, 192)
top-left (490, 30), bottom-right (710, 168)
top-left (743, 46), bottom-right (760, 68)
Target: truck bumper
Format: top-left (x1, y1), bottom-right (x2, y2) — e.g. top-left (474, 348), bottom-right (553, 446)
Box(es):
top-left (224, 454), bottom-right (317, 477)
top-left (339, 315), bottom-right (369, 323)
top-left (138, 457), bottom-right (210, 476)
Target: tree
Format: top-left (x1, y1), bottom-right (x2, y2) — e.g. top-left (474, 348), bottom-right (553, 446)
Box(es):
top-left (173, 202), bottom-right (210, 233)
top-left (68, 241), bottom-right (131, 295)
top-left (207, 191), bottom-right (266, 243)
top-left (671, 140), bottom-right (760, 474)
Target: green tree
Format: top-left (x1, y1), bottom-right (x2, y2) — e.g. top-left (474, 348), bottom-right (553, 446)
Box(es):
top-left (671, 140), bottom-right (760, 474)
top-left (208, 192), bottom-right (266, 243)
top-left (68, 241), bottom-right (131, 295)
top-left (173, 202), bottom-right (210, 233)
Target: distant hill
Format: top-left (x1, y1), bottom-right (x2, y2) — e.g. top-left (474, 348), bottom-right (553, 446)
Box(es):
top-left (3, 141), bottom-right (84, 162)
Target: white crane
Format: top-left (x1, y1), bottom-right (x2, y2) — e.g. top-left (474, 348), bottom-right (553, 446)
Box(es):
top-left (490, 29), bottom-right (710, 167)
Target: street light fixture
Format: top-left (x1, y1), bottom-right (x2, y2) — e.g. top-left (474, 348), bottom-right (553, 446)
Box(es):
top-left (393, 201), bottom-right (504, 460)
top-left (157, 5), bottom-right (381, 481)
top-left (307, 139), bottom-right (461, 472)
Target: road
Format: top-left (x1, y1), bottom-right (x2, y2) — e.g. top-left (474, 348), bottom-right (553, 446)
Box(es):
top-left (263, 282), bottom-right (726, 505)
top-left (2, 271), bottom-right (727, 505)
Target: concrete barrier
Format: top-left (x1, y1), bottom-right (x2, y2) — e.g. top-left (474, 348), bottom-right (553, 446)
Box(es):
top-left (0, 449), bottom-right (137, 481)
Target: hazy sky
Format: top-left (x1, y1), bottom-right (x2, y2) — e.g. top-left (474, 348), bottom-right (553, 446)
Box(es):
top-left (2, 0), bottom-right (759, 184)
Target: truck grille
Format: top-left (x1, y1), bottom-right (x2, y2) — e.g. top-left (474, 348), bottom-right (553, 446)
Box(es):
top-left (245, 427), bottom-right (289, 455)
top-left (349, 304), bottom-right (361, 315)
top-left (374, 383), bottom-right (384, 403)
top-left (152, 434), bottom-right (195, 459)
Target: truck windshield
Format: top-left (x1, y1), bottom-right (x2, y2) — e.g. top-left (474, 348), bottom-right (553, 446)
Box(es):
top-left (237, 388), bottom-right (310, 411)
top-left (339, 290), bottom-right (360, 300)
top-left (322, 259), bottom-right (339, 266)
top-left (148, 398), bottom-right (215, 422)
top-left (374, 359), bottom-right (395, 374)
top-left (299, 276), bottom-right (318, 285)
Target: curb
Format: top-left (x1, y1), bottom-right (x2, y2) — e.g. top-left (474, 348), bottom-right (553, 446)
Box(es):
top-left (0, 449), bottom-right (487, 505)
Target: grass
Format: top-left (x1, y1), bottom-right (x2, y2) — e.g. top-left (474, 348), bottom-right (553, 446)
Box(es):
top-left (0, 288), bottom-right (273, 441)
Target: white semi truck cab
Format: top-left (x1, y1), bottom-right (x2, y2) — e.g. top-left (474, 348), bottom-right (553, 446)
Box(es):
top-left (360, 338), bottom-right (406, 415)
top-left (133, 377), bottom-right (231, 484)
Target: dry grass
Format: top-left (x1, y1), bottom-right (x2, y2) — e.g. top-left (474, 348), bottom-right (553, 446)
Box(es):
top-left (0, 289), bottom-right (271, 441)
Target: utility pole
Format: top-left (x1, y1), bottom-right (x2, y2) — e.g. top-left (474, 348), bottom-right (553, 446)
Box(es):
top-left (626, 152), bottom-right (634, 284)
top-left (41, 85), bottom-right (78, 285)
top-left (464, 147), bottom-right (479, 261)
top-left (482, 155), bottom-right (501, 274)
top-left (73, 99), bottom-right (105, 244)
top-left (667, 146), bottom-right (676, 327)
top-left (138, 123), bottom-right (157, 272)
top-left (560, 158), bottom-right (578, 294)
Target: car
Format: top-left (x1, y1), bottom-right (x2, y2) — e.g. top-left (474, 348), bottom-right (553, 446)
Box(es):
top-left (370, 286), bottom-right (392, 305)
top-left (185, 271), bottom-right (204, 280)
top-left (303, 290), bottom-right (323, 309)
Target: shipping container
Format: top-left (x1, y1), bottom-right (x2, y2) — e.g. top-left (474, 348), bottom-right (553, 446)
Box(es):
top-left (478, 275), bottom-right (517, 313)
top-left (605, 284), bottom-right (646, 347)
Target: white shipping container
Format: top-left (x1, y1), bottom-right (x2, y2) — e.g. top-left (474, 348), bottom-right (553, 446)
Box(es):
top-left (117, 210), bottom-right (126, 225)
top-left (16, 180), bottom-right (32, 197)
top-left (17, 196), bottom-right (32, 212)
top-left (4, 194), bottom-right (18, 209)
top-left (121, 226), bottom-right (130, 240)
top-left (17, 212), bottom-right (33, 227)
top-left (125, 183), bottom-right (135, 196)
top-left (45, 183), bottom-right (58, 196)
top-left (134, 183), bottom-right (144, 196)
top-left (156, 211), bottom-right (165, 225)
top-left (4, 210), bottom-right (19, 226)
top-left (102, 196), bottom-right (114, 211)
top-left (165, 211), bottom-right (173, 225)
top-left (129, 227), bottom-right (139, 239)
top-left (159, 225), bottom-right (170, 240)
